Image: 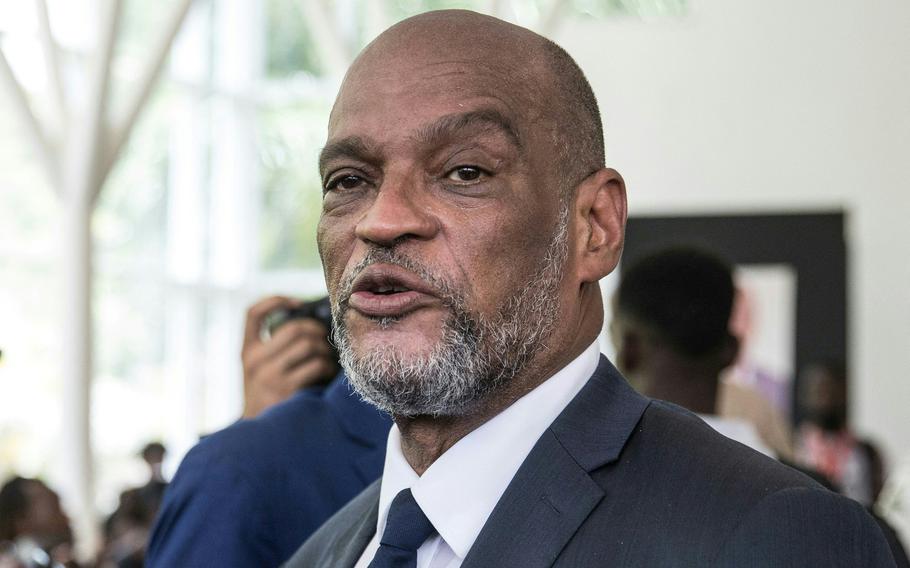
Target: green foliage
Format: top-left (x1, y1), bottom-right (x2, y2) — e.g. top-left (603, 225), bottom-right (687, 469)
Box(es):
top-left (257, 101), bottom-right (331, 269)
top-left (572, 0), bottom-right (687, 17)
top-left (266, 0), bottom-right (323, 77)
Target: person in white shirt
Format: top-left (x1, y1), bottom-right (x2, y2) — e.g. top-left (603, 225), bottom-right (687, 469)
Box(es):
top-left (283, 10), bottom-right (896, 568)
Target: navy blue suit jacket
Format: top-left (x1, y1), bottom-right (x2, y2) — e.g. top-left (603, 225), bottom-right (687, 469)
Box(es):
top-left (147, 375), bottom-right (392, 568)
top-left (285, 357), bottom-right (897, 567)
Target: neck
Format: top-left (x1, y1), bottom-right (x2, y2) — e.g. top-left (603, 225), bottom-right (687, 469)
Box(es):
top-left (646, 376), bottom-right (718, 415)
top-left (395, 354), bottom-right (572, 474)
top-left (638, 352), bottom-right (721, 415)
top-left (396, 287), bottom-right (604, 475)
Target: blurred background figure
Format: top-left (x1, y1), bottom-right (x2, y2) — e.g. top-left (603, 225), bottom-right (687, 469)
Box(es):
top-left (611, 246), bottom-right (910, 564)
top-left (0, 477), bottom-right (77, 567)
top-left (860, 440), bottom-right (910, 567)
top-left (795, 360), bottom-right (875, 505)
top-left (146, 295), bottom-right (389, 567)
top-left (139, 443), bottom-right (166, 487)
top-left (611, 247), bottom-right (790, 458)
top-left (94, 292), bottom-right (343, 567)
top-left (97, 442), bottom-right (167, 568)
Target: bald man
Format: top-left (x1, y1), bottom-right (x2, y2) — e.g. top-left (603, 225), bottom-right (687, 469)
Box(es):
top-left (284, 10), bottom-right (895, 568)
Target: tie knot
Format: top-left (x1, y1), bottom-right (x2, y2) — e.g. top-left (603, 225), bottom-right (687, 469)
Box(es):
top-left (379, 488), bottom-right (437, 552)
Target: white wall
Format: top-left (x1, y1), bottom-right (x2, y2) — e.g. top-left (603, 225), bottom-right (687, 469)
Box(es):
top-left (557, 0), bottom-right (910, 464)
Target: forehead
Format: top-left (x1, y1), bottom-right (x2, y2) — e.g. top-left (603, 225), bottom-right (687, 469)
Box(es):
top-left (328, 47), bottom-right (546, 145)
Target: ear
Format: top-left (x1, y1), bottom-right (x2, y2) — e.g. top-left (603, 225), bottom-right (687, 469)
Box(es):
top-left (572, 168), bottom-right (627, 283)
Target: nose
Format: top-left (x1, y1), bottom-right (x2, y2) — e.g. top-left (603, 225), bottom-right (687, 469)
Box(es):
top-left (354, 176), bottom-right (438, 246)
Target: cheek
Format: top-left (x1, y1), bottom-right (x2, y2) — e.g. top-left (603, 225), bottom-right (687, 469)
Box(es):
top-left (449, 210), bottom-right (553, 305)
top-left (317, 217), bottom-right (354, 293)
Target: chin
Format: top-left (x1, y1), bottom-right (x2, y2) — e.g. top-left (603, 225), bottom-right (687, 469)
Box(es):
top-left (353, 327), bottom-right (440, 361)
top-left (347, 310), bottom-right (444, 353)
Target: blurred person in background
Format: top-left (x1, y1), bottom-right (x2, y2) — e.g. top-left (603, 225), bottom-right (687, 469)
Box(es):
top-left (611, 247), bottom-right (787, 458)
top-left (98, 442), bottom-right (168, 568)
top-left (131, 442), bottom-right (167, 520)
top-left (860, 440), bottom-right (910, 568)
top-left (612, 247), bottom-right (909, 565)
top-left (796, 360), bottom-right (875, 504)
top-left (147, 296), bottom-right (391, 567)
top-left (0, 477), bottom-right (77, 567)
top-left (794, 362), bottom-right (910, 565)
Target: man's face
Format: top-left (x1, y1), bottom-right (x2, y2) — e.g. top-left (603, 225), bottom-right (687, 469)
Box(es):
top-left (318, 43), bottom-right (572, 416)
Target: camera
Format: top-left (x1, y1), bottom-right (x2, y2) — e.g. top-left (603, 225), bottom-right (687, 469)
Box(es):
top-left (260, 296), bottom-right (334, 342)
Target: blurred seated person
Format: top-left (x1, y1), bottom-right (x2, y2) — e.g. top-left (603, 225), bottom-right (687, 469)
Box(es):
top-left (795, 360), bottom-right (875, 504)
top-left (0, 477), bottom-right (76, 568)
top-left (99, 491), bottom-right (148, 568)
top-left (796, 367), bottom-right (908, 566)
top-left (611, 247), bottom-right (787, 458)
top-left (147, 296), bottom-right (391, 567)
top-left (99, 442), bottom-right (168, 568)
top-left (861, 440), bottom-right (910, 568)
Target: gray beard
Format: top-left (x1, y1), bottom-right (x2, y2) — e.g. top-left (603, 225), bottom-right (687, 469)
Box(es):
top-left (330, 206), bottom-right (569, 417)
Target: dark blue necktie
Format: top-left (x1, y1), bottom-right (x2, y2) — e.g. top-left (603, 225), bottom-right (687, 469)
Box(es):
top-left (368, 488), bottom-right (438, 568)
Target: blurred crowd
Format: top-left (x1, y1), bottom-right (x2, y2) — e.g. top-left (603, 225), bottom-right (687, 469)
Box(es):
top-left (1, 443), bottom-right (166, 568)
top-left (1, 247), bottom-right (906, 567)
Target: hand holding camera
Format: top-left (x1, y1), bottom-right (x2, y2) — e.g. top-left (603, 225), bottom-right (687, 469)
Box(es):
top-left (240, 296), bottom-right (339, 419)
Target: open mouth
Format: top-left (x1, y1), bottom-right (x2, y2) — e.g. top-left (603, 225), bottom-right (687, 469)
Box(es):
top-left (372, 284), bottom-right (411, 295)
top-left (348, 264), bottom-right (437, 318)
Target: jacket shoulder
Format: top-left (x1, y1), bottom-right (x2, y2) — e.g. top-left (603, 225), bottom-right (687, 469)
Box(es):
top-left (715, 485), bottom-right (897, 567)
top-left (564, 401), bottom-right (833, 565)
top-left (638, 400), bottom-right (815, 491)
top-left (283, 480), bottom-right (381, 568)
top-left (148, 390), bottom-right (369, 567)
top-left (195, 389), bottom-right (332, 459)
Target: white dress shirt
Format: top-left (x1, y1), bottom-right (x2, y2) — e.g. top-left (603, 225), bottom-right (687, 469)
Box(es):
top-left (354, 341), bottom-right (601, 568)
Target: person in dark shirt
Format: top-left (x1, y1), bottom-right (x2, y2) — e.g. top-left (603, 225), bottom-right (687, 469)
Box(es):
top-left (146, 297), bottom-right (391, 567)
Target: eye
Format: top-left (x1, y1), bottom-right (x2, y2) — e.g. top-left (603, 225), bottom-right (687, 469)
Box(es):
top-left (325, 174), bottom-right (367, 192)
top-left (445, 166), bottom-right (485, 183)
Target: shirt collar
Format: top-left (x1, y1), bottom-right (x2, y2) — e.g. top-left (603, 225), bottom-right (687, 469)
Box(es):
top-left (375, 341), bottom-right (601, 559)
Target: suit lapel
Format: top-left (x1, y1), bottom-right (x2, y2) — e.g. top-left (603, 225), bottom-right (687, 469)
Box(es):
top-left (462, 357), bottom-right (650, 568)
top-left (548, 357), bottom-right (650, 472)
top-left (461, 430), bottom-right (604, 568)
top-left (326, 480), bottom-right (381, 568)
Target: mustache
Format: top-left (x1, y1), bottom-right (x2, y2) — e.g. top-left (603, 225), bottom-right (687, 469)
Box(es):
top-left (334, 248), bottom-right (465, 314)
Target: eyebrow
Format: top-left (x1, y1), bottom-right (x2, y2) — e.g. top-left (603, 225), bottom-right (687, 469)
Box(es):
top-left (412, 108), bottom-right (523, 151)
top-left (319, 137), bottom-right (377, 177)
top-left (318, 108), bottom-right (522, 177)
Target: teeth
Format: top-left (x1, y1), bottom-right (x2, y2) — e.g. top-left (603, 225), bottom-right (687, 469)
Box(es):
top-left (375, 285), bottom-right (408, 293)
